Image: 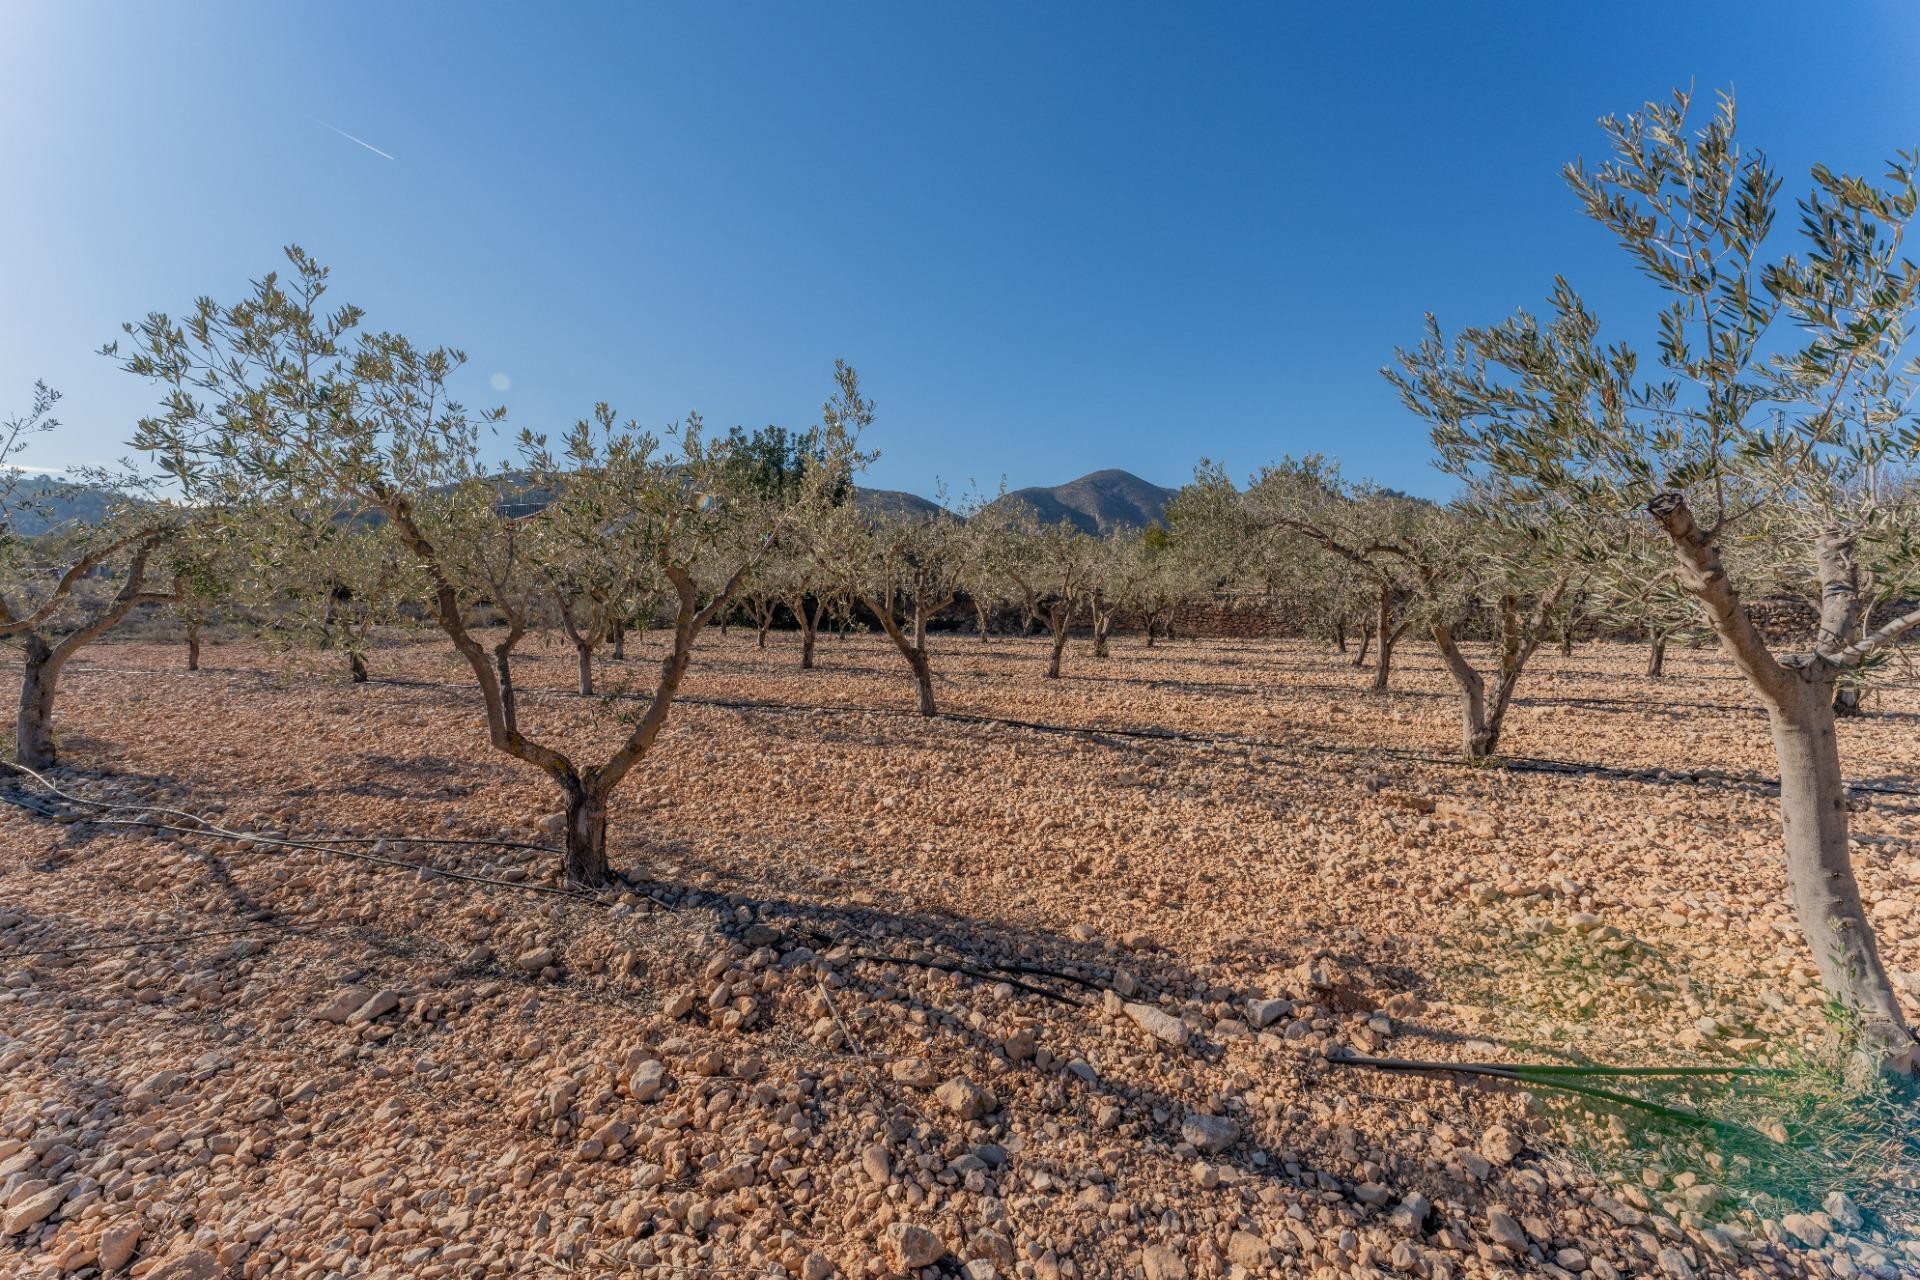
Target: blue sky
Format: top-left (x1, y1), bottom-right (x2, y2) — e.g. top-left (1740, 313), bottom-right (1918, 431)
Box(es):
top-left (4, 2), bottom-right (1918, 500)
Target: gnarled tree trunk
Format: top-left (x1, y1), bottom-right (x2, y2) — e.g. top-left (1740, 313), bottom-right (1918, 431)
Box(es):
top-left (1650, 493), bottom-right (1916, 1075)
top-left (1045, 600), bottom-right (1073, 679)
top-left (186, 622), bottom-right (202, 672)
top-left (561, 777), bottom-right (610, 887)
top-left (1646, 633), bottom-right (1668, 678)
top-left (576, 643), bottom-right (595, 696)
top-left (16, 633), bottom-right (62, 769)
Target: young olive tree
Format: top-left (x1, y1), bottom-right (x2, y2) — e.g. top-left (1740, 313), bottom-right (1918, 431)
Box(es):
top-left (0, 385), bottom-right (188, 767)
top-left (825, 499), bottom-right (964, 715)
top-left (524, 408), bottom-right (676, 697)
top-left (1020, 520), bottom-right (1101, 679)
top-left (1392, 90), bottom-right (1920, 1072)
top-left (117, 248), bottom-right (858, 886)
top-left (723, 423), bottom-right (856, 664)
top-left (1245, 457), bottom-right (1431, 694)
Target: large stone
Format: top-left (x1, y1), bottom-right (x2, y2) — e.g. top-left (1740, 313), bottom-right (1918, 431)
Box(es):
top-left (1140, 1245), bottom-right (1188, 1280)
top-left (1486, 1208), bottom-right (1529, 1252)
top-left (935, 1077), bottom-right (995, 1121)
top-left (1480, 1124), bottom-right (1523, 1166)
top-left (889, 1057), bottom-right (938, 1089)
top-left (1123, 1002), bottom-right (1191, 1047)
top-left (146, 1252), bottom-right (224, 1280)
top-left (347, 989), bottom-right (400, 1026)
top-left (1247, 997), bottom-right (1291, 1028)
top-left (628, 1059), bottom-right (668, 1103)
top-left (129, 1070), bottom-right (182, 1107)
top-left (98, 1220), bottom-right (143, 1269)
top-left (860, 1143), bottom-right (891, 1185)
top-left (312, 986), bottom-right (370, 1023)
top-left (3, 1183), bottom-right (66, 1234)
top-left (1226, 1231), bottom-right (1271, 1267)
top-left (882, 1221), bottom-right (944, 1269)
top-left (1180, 1112), bottom-right (1238, 1154)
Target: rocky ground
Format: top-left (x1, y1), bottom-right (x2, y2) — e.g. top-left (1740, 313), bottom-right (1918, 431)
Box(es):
top-left (0, 630), bottom-right (1916, 1280)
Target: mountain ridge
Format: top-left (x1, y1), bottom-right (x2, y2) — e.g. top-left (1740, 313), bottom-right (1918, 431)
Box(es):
top-left (854, 468), bottom-right (1175, 532)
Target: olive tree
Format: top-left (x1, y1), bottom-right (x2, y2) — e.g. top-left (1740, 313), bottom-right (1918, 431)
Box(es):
top-left (0, 386), bottom-right (187, 767)
top-left (824, 499), bottom-right (964, 715)
top-left (117, 248), bottom-right (858, 886)
top-left (1017, 520), bottom-right (1101, 679)
top-left (1245, 458), bottom-right (1431, 694)
top-left (1392, 90), bottom-right (1920, 1072)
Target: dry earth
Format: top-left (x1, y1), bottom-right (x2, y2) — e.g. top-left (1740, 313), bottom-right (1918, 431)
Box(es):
top-left (1, 630), bottom-right (1917, 1280)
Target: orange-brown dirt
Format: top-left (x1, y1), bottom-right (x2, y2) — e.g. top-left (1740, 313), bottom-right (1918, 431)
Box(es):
top-left (0, 631), bottom-right (1915, 1280)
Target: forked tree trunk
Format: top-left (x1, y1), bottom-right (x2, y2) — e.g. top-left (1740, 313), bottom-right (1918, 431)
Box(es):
top-left (1646, 634), bottom-right (1668, 678)
top-left (864, 593), bottom-right (941, 716)
top-left (756, 621), bottom-right (770, 649)
top-left (1045, 605), bottom-right (1071, 679)
top-left (16, 634), bottom-right (62, 769)
top-left (1144, 618), bottom-right (1158, 648)
top-left (975, 598), bottom-right (991, 643)
top-left (10, 538), bottom-right (176, 768)
top-left (1430, 594), bottom-right (1555, 761)
top-left (1091, 604), bottom-right (1112, 658)
top-left (349, 650), bottom-right (370, 683)
top-left (1370, 626), bottom-right (1403, 695)
top-left (186, 623), bottom-right (202, 672)
top-left (576, 643), bottom-right (594, 696)
top-left (1649, 494), bottom-right (1916, 1074)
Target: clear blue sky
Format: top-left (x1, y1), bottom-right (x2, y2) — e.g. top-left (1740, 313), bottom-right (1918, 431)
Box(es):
top-left (4, 2), bottom-right (1918, 500)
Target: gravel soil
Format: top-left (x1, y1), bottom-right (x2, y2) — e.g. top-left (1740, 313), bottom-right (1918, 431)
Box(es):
top-left (0, 630), bottom-right (1915, 1280)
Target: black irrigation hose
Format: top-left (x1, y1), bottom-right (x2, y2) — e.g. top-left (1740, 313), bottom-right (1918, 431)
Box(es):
top-left (1325, 1053), bottom-right (1781, 1139)
top-left (1329, 1053), bottom-right (1784, 1079)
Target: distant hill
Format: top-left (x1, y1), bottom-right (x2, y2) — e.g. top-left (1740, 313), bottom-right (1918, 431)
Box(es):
top-left (988, 468), bottom-right (1175, 535)
top-left (853, 486), bottom-right (946, 522)
top-left (4, 475), bottom-right (122, 537)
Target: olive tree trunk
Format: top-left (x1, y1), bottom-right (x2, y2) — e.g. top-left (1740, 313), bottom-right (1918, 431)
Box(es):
top-left (11, 537), bottom-right (177, 769)
top-left (1645, 633), bottom-right (1668, 678)
top-left (1430, 581), bottom-right (1566, 761)
top-left (1044, 600), bottom-right (1074, 679)
top-left (16, 633), bottom-right (62, 769)
top-left (863, 589), bottom-right (945, 716)
top-left (1350, 626), bottom-right (1372, 668)
top-left (561, 779), bottom-right (610, 887)
top-left (1651, 494), bottom-right (1918, 1074)
top-left (186, 623), bottom-right (202, 672)
top-left (576, 642), bottom-right (595, 696)
top-left (790, 594), bottom-right (820, 670)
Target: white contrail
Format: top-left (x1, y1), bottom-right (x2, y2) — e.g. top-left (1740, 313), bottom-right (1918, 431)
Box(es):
top-left (321, 122), bottom-right (396, 161)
